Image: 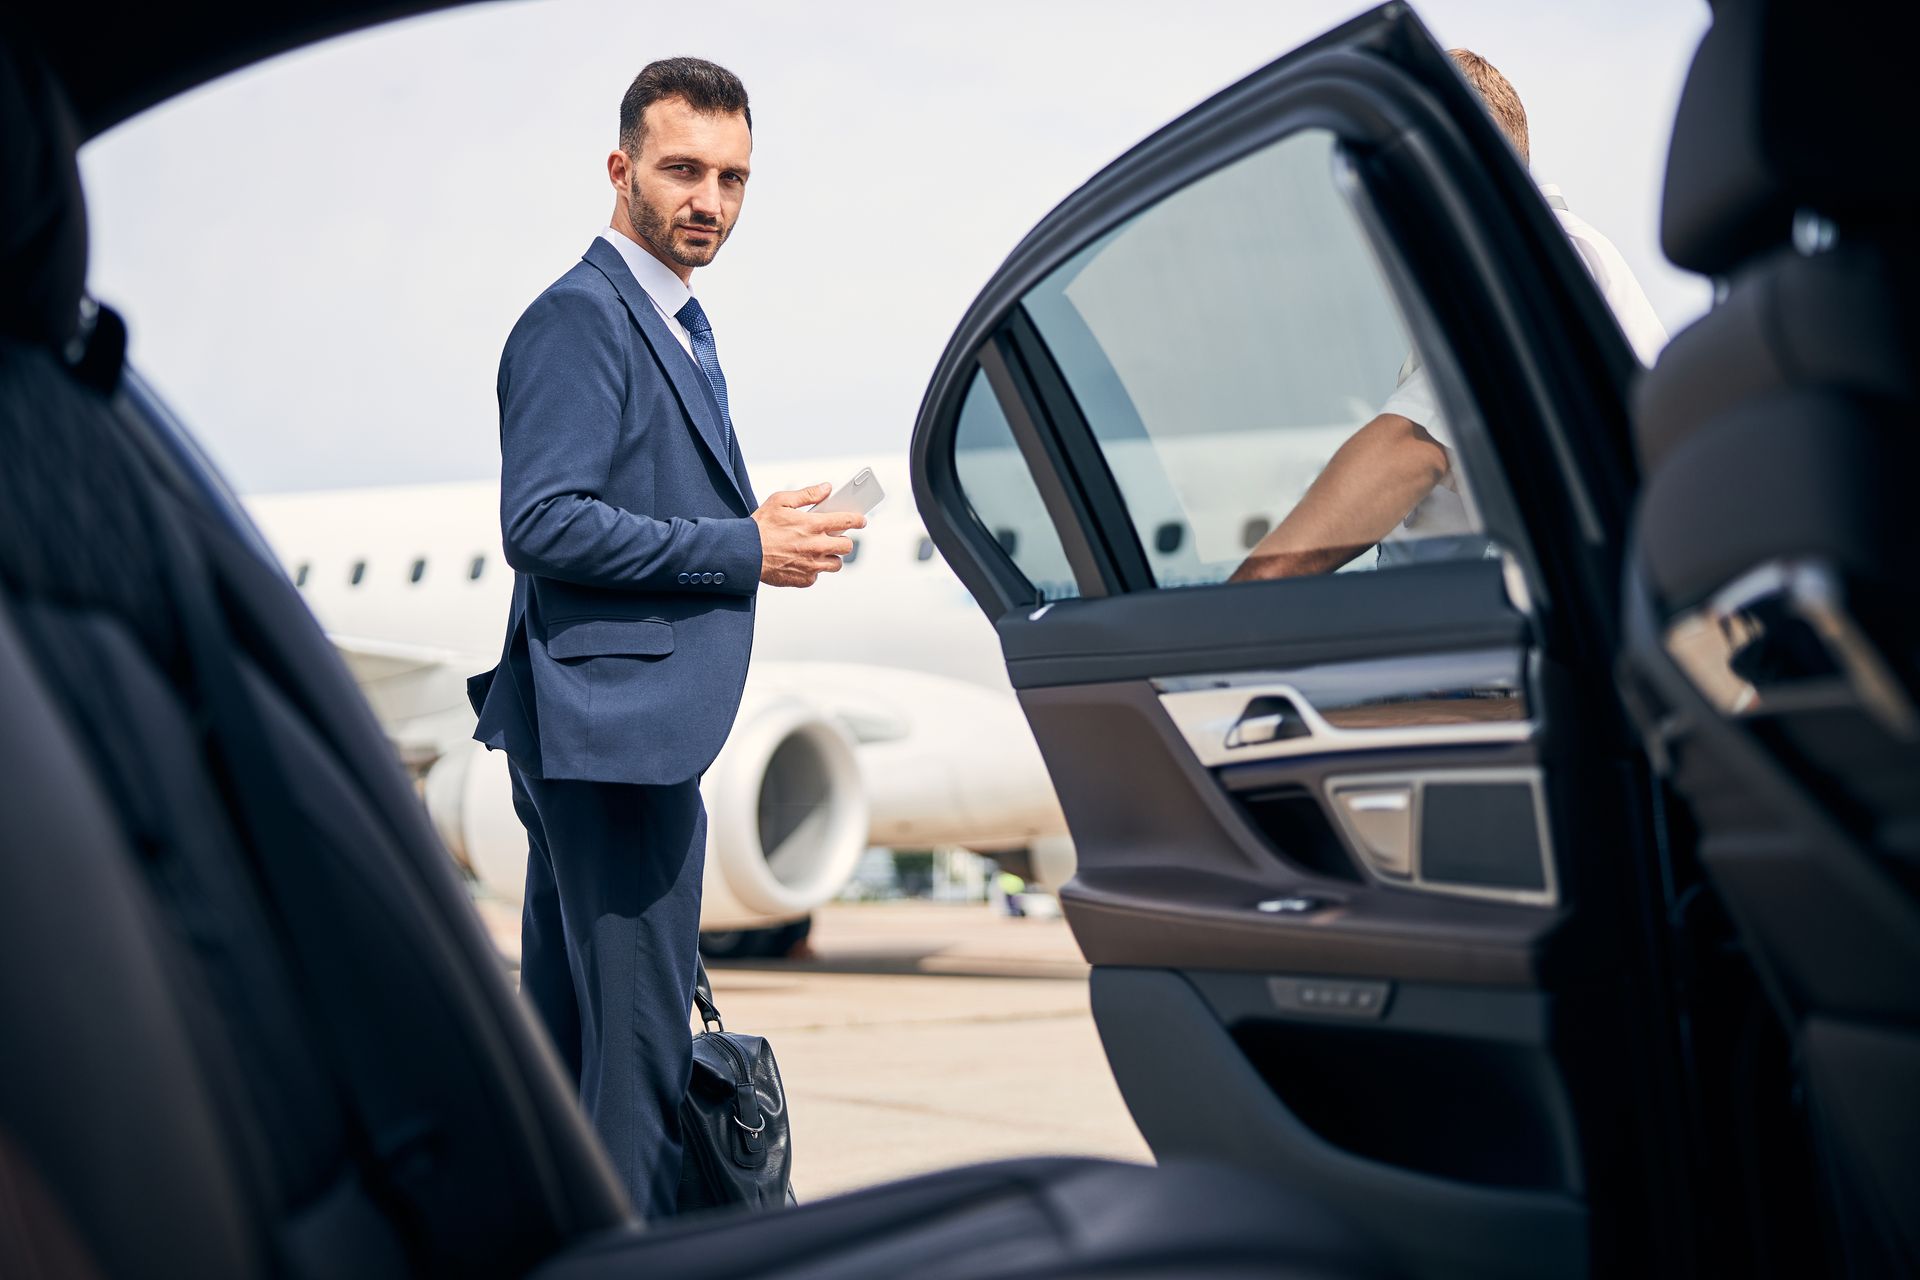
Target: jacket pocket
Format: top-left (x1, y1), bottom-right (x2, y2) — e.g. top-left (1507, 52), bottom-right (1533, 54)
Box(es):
top-left (546, 617), bottom-right (675, 661)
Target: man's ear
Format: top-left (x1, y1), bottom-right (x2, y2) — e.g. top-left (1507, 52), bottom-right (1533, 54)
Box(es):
top-left (607, 148), bottom-right (631, 191)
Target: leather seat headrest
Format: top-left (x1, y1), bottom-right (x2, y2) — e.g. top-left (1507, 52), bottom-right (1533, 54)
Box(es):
top-left (0, 33), bottom-right (87, 350)
top-left (1660, 0), bottom-right (1920, 277)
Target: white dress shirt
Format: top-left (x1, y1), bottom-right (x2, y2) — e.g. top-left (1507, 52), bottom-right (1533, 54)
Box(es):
top-left (597, 226), bottom-right (695, 359)
top-left (1539, 183), bottom-right (1669, 366)
top-left (1377, 183), bottom-right (1671, 553)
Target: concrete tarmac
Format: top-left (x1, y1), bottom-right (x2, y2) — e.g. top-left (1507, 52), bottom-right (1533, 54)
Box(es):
top-left (474, 897), bottom-right (1153, 1199)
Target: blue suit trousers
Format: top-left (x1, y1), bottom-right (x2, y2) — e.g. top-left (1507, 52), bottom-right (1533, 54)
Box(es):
top-left (509, 762), bottom-right (705, 1218)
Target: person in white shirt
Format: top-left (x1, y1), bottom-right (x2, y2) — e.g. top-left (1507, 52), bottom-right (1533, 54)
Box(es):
top-left (1231, 48), bottom-right (1667, 580)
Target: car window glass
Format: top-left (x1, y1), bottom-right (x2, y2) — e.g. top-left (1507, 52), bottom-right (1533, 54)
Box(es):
top-left (952, 368), bottom-right (1080, 602)
top-left (1020, 128), bottom-right (1491, 587)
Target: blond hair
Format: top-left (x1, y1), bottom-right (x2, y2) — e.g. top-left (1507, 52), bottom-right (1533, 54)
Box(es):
top-left (1448, 48), bottom-right (1529, 167)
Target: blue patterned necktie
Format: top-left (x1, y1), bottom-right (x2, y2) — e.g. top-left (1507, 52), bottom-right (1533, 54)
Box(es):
top-left (674, 295), bottom-right (732, 455)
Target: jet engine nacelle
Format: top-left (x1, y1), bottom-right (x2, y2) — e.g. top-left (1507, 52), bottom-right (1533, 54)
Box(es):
top-left (742, 662), bottom-right (1068, 852)
top-left (423, 690), bottom-right (869, 932)
top-left (697, 692), bottom-right (869, 929)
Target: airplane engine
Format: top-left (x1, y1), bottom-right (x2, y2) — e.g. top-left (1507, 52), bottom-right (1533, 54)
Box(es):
top-left (698, 693), bottom-right (870, 929)
top-left (421, 693), bottom-right (869, 932)
top-left (758, 665), bottom-right (1067, 851)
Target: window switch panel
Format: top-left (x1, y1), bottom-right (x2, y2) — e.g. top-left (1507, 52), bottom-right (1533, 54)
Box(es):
top-left (1268, 976), bottom-right (1392, 1019)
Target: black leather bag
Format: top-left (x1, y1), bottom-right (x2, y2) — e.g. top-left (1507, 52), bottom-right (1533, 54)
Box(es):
top-left (676, 957), bottom-right (794, 1214)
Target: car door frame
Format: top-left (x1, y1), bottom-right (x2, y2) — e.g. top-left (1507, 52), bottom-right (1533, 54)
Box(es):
top-left (909, 7), bottom-right (1699, 1278)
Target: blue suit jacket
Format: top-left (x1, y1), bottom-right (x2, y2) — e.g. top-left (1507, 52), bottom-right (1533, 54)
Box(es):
top-left (468, 238), bottom-right (762, 786)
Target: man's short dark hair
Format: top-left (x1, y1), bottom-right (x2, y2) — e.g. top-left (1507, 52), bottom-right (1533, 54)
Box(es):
top-left (619, 58), bottom-right (751, 156)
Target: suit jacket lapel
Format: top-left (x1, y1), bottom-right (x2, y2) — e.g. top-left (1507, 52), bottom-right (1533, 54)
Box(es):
top-left (582, 238), bottom-right (749, 508)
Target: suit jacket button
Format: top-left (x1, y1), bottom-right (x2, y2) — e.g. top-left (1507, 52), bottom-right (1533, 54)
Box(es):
top-left (678, 572), bottom-right (690, 584)
top-left (704, 572), bottom-right (716, 583)
top-left (714, 571), bottom-right (726, 585)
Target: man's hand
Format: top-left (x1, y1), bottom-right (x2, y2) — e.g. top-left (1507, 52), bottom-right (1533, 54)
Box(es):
top-left (752, 483), bottom-right (867, 587)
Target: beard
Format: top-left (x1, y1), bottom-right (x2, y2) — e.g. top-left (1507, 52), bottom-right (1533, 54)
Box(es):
top-left (630, 174), bottom-right (727, 269)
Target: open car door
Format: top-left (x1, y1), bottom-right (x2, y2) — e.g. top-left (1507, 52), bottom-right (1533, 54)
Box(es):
top-left (910, 8), bottom-right (1696, 1278)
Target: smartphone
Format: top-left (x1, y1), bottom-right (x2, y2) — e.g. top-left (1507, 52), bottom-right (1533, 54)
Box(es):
top-left (813, 467), bottom-right (885, 517)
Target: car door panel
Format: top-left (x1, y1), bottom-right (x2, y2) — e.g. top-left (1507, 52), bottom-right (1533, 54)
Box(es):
top-left (910, 7), bottom-right (1681, 1278)
top-left (1094, 968), bottom-right (1589, 1280)
top-left (1017, 676), bottom-right (1560, 981)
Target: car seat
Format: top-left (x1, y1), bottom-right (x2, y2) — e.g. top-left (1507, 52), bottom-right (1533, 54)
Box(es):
top-left (1620, 0), bottom-right (1920, 1273)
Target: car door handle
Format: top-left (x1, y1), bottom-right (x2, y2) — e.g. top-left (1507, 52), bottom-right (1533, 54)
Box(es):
top-left (1226, 713), bottom-right (1290, 748)
top-left (1224, 696), bottom-right (1311, 749)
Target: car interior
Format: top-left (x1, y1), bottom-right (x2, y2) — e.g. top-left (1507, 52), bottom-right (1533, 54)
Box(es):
top-left (0, 2), bottom-right (1913, 1279)
top-left (0, 13), bottom-right (1384, 1280)
top-left (1619, 0), bottom-right (1920, 1271)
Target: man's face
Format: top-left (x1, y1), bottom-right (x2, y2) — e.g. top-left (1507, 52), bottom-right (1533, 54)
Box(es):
top-left (616, 96), bottom-right (752, 274)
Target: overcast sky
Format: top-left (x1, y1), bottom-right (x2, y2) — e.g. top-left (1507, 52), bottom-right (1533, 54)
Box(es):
top-left (80, 0), bottom-right (1710, 495)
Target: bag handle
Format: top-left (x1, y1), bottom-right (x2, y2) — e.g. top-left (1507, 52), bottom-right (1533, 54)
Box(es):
top-left (693, 954), bottom-right (723, 1033)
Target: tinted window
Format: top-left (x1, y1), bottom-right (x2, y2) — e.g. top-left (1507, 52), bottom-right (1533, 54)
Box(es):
top-left (1020, 128), bottom-right (1489, 587)
top-left (951, 368), bottom-right (1079, 601)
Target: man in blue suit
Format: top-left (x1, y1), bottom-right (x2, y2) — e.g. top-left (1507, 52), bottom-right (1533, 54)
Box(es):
top-left (467, 57), bottom-right (863, 1216)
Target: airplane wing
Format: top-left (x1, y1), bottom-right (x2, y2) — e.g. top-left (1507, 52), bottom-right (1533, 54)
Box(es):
top-left (325, 634), bottom-right (485, 770)
top-left (311, 637), bottom-right (1072, 940)
top-left (330, 633), bottom-right (476, 682)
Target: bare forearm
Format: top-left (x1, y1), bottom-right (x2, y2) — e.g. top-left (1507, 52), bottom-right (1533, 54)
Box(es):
top-left (1230, 414), bottom-right (1448, 582)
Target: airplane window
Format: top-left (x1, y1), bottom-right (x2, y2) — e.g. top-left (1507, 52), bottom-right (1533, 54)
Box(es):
top-left (1241, 516), bottom-right (1272, 548)
top-left (409, 557), bottom-right (427, 584)
top-left (469, 555), bottom-right (486, 581)
top-left (915, 536), bottom-right (936, 563)
top-left (349, 559), bottom-right (366, 586)
top-left (843, 538), bottom-right (860, 566)
top-left (1154, 522), bottom-right (1184, 554)
top-left (294, 562), bottom-right (310, 588)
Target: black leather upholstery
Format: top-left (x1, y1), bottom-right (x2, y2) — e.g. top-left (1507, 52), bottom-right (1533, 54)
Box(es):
top-left (0, 488), bottom-right (262, 1280)
top-left (0, 35), bottom-right (86, 348)
top-left (1627, 1), bottom-right (1920, 1273)
top-left (1636, 383), bottom-right (1920, 609)
top-left (1633, 243), bottom-right (1920, 472)
top-left (0, 335), bottom-right (634, 1278)
top-left (1660, 0), bottom-right (1920, 276)
top-left (542, 1158), bottom-right (1387, 1280)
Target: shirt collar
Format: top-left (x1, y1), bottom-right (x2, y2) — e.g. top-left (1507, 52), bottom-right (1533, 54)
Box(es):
top-left (1538, 182), bottom-right (1570, 212)
top-left (599, 226), bottom-right (693, 318)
